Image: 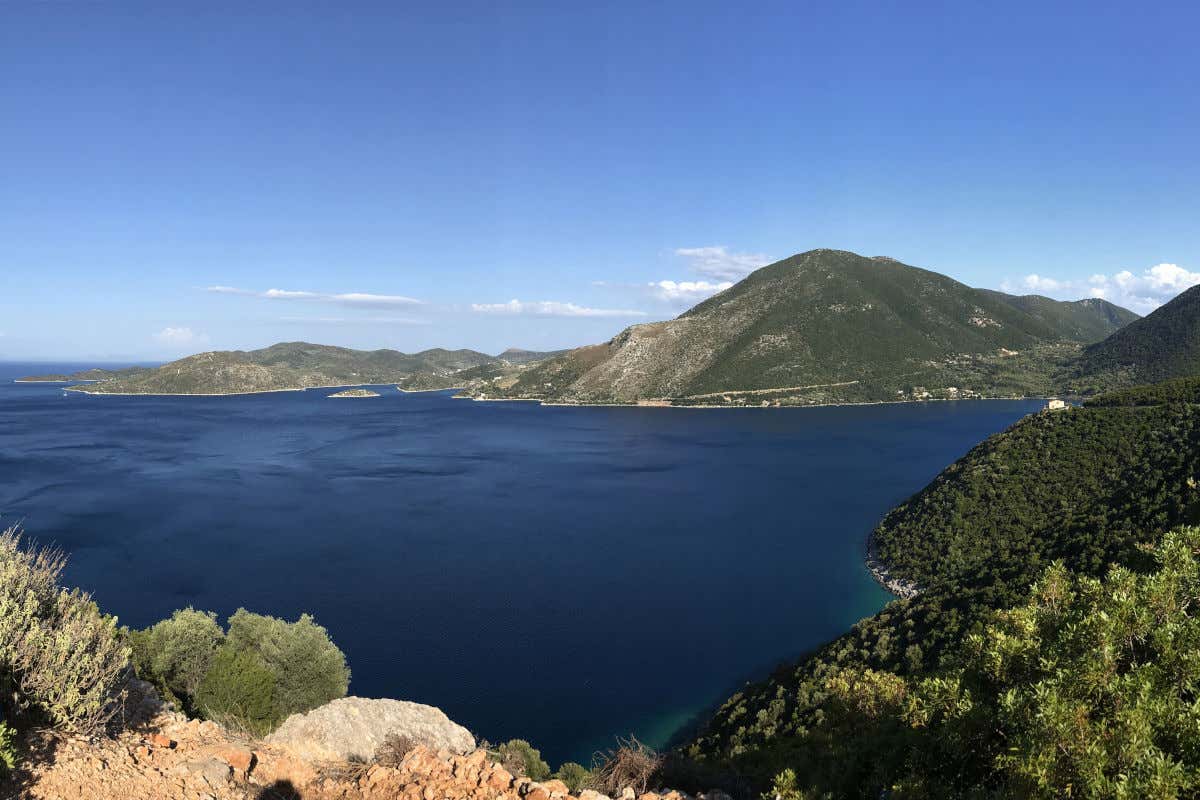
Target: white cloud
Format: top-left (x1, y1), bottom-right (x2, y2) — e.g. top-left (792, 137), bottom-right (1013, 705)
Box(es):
top-left (648, 279), bottom-right (734, 304)
top-left (1000, 263), bottom-right (1200, 314)
top-left (153, 327), bottom-right (209, 348)
top-left (471, 300), bottom-right (648, 318)
top-left (278, 315), bottom-right (430, 325)
top-left (674, 246), bottom-right (771, 280)
top-left (263, 288), bottom-right (319, 299)
top-left (1020, 274), bottom-right (1070, 292)
top-left (205, 286), bottom-right (423, 306)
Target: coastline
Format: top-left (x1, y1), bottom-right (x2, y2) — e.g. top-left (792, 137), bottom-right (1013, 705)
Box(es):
top-left (65, 382), bottom-right (402, 398)
top-left (864, 530), bottom-right (921, 599)
top-left (60, 377), bottom-right (1050, 419)
top-left (467, 393), bottom-right (1047, 411)
top-left (396, 385), bottom-right (464, 393)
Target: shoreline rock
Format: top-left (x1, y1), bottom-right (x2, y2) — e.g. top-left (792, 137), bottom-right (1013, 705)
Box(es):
top-left (865, 532), bottom-right (921, 599)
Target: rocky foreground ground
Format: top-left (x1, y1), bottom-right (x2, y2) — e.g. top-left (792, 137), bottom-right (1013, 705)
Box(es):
top-left (1, 683), bottom-right (722, 800)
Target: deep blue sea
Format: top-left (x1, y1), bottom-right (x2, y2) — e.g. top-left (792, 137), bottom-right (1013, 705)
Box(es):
top-left (0, 361), bottom-right (1042, 765)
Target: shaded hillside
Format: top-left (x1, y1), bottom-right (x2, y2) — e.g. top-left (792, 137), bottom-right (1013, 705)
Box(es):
top-left (68, 342), bottom-right (500, 395)
top-left (686, 383), bottom-right (1200, 787)
top-left (978, 291), bottom-right (1139, 342)
top-left (496, 347), bottom-right (570, 365)
top-left (1068, 283), bottom-right (1200, 389)
top-left (474, 250), bottom-right (1136, 405)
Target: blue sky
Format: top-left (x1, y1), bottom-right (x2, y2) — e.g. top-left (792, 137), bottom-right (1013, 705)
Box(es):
top-left (2, 1), bottom-right (1198, 361)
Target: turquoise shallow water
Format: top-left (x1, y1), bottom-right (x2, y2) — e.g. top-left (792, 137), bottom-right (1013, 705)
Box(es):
top-left (0, 362), bottom-right (1041, 765)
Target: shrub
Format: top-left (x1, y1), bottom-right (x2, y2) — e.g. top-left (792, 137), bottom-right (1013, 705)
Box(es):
top-left (807, 526), bottom-right (1200, 798)
top-left (225, 609), bottom-right (350, 719)
top-left (194, 645), bottom-right (279, 737)
top-left (591, 737), bottom-right (662, 796)
top-left (553, 761), bottom-right (591, 793)
top-left (132, 608), bottom-right (224, 700)
top-left (0, 526), bottom-right (130, 733)
top-left (375, 733), bottom-right (416, 767)
top-left (496, 739), bottom-right (551, 781)
top-left (764, 768), bottom-right (803, 800)
top-left (0, 721), bottom-right (17, 776)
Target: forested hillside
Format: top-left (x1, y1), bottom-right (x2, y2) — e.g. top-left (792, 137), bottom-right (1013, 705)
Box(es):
top-left (686, 383), bottom-right (1200, 793)
top-left (1068, 283), bottom-right (1200, 390)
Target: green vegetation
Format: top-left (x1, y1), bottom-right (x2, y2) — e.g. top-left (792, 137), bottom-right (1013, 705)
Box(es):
top-left (195, 645), bottom-right (280, 736)
top-left (794, 527), bottom-right (1200, 798)
top-left (474, 249), bottom-right (1138, 405)
top-left (495, 738), bottom-right (552, 781)
top-left (686, 379), bottom-right (1200, 794)
top-left (129, 607), bottom-right (349, 735)
top-left (1069, 283), bottom-right (1200, 389)
top-left (553, 761), bottom-right (592, 792)
top-left (1083, 375), bottom-right (1200, 407)
top-left (0, 527), bottom-right (130, 734)
top-left (0, 722), bottom-right (17, 777)
top-left (128, 607), bottom-right (224, 704)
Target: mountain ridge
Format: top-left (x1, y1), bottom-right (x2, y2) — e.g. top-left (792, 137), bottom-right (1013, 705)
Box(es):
top-left (474, 249), bottom-right (1139, 405)
top-left (58, 342), bottom-right (553, 395)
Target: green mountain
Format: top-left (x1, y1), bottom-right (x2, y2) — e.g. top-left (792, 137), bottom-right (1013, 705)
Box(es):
top-left (475, 249), bottom-right (1137, 405)
top-left (66, 342), bottom-right (501, 395)
top-left (686, 380), bottom-right (1200, 793)
top-left (1067, 283), bottom-right (1200, 390)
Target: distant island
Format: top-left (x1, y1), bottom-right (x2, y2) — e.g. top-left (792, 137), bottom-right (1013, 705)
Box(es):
top-left (328, 388), bottom-right (380, 398)
top-left (50, 344), bottom-right (562, 396)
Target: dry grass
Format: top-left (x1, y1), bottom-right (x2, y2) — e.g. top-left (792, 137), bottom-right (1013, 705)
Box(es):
top-left (590, 737), bottom-right (663, 796)
top-left (374, 733), bottom-right (417, 767)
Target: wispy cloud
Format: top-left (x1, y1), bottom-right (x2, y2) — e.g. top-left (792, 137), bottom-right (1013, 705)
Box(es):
top-left (1000, 262), bottom-right (1200, 314)
top-left (277, 315), bottom-right (430, 325)
top-left (674, 246), bottom-right (771, 280)
top-left (471, 300), bottom-right (648, 318)
top-left (153, 327), bottom-right (208, 348)
top-left (205, 286), bottom-right (423, 306)
top-left (648, 279), bottom-right (733, 304)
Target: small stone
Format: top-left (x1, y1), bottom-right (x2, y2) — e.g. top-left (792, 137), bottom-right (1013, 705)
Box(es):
top-left (579, 791), bottom-right (612, 800)
top-left (621, 789), bottom-right (636, 800)
top-left (149, 733), bottom-right (175, 749)
top-left (526, 787), bottom-right (551, 800)
top-left (487, 766), bottom-right (514, 790)
top-left (216, 744), bottom-right (255, 776)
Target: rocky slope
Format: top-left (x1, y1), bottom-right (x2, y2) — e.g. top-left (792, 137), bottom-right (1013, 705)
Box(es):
top-left (5, 685), bottom-right (717, 800)
top-left (469, 250), bottom-right (1137, 406)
